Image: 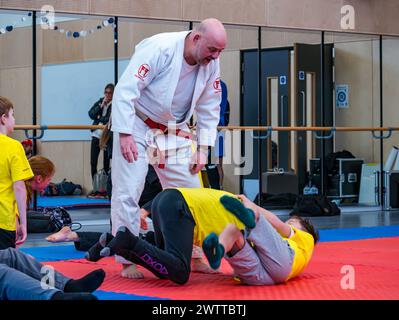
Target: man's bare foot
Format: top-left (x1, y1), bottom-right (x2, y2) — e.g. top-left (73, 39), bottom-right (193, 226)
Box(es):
top-left (191, 258), bottom-right (222, 274)
top-left (45, 226), bottom-right (79, 243)
top-left (121, 264), bottom-right (144, 279)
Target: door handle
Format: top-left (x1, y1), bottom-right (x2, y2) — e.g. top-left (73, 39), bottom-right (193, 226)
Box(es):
top-left (299, 91), bottom-right (306, 125)
top-left (280, 95), bottom-right (287, 126)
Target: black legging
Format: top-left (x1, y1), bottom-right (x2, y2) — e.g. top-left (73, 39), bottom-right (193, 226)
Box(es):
top-left (90, 137), bottom-right (110, 179)
top-left (116, 189), bottom-right (196, 285)
top-left (74, 232), bottom-right (102, 251)
top-left (0, 228), bottom-right (16, 250)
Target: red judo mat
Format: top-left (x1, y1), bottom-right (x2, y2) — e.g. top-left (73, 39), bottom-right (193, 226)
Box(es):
top-left (44, 237), bottom-right (399, 300)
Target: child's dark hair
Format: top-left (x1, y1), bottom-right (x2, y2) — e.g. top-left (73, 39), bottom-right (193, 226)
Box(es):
top-left (290, 215), bottom-right (320, 244)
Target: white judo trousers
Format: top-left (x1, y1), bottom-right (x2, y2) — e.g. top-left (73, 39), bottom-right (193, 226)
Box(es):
top-left (111, 116), bottom-right (201, 263)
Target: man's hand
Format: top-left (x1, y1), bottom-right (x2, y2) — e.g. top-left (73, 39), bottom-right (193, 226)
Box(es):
top-left (119, 133), bottom-right (138, 163)
top-left (189, 147), bottom-right (208, 174)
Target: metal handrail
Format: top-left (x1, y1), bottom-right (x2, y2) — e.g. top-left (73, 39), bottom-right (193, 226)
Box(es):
top-left (14, 125), bottom-right (399, 140)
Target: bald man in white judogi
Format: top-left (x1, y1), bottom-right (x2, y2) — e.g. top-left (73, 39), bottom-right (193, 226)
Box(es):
top-left (111, 18), bottom-right (227, 278)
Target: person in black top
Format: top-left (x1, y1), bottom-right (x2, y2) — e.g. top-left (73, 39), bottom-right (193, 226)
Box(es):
top-left (88, 84), bottom-right (114, 195)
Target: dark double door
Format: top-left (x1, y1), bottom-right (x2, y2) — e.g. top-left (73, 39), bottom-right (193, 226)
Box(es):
top-left (241, 44), bottom-right (334, 198)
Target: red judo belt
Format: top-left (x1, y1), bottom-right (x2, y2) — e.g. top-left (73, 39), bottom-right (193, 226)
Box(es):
top-left (135, 109), bottom-right (194, 168)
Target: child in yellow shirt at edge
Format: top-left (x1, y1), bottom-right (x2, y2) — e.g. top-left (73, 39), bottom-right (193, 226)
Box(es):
top-left (203, 194), bottom-right (319, 285)
top-left (0, 96), bottom-right (34, 249)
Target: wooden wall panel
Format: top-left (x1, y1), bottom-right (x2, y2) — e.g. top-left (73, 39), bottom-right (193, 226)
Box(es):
top-left (372, 1), bottom-right (399, 35)
top-left (266, 0), bottom-right (399, 35)
top-left (261, 28), bottom-right (287, 48)
top-left (260, 29), bottom-right (380, 49)
top-left (380, 39), bottom-right (399, 127)
top-left (262, 28), bottom-right (323, 49)
top-left (219, 50), bottom-right (241, 193)
top-left (1, 67), bottom-right (33, 141)
top-left (334, 41), bottom-right (375, 162)
top-left (118, 19), bottom-right (188, 59)
top-left (41, 20), bottom-right (84, 64)
top-left (183, 0), bottom-right (266, 26)
top-left (334, 36), bottom-right (399, 166)
top-left (261, 29), bottom-right (342, 49)
top-left (1, 0), bottom-right (89, 13)
top-left (41, 18), bottom-right (115, 64)
top-left (117, 20), bottom-right (135, 60)
top-left (194, 22), bottom-right (258, 51)
top-left (0, 26), bottom-right (32, 68)
top-left (82, 18), bottom-right (114, 61)
top-left (330, 32), bottom-right (378, 44)
top-left (90, 0), bottom-right (182, 21)
top-left (344, 0), bottom-right (399, 36)
top-left (224, 25), bottom-right (258, 51)
top-left (380, 39), bottom-right (399, 162)
top-left (283, 29), bottom-right (322, 46)
top-left (266, 0), bottom-right (342, 31)
top-left (39, 141), bottom-right (92, 192)
top-left (2, 0), bottom-right (399, 35)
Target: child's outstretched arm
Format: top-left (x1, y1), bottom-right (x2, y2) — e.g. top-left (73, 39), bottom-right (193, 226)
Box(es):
top-left (236, 194), bottom-right (291, 237)
top-left (13, 180), bottom-right (27, 245)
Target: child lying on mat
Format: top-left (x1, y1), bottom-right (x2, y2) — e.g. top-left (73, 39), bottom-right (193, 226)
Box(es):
top-left (202, 194), bottom-right (319, 285)
top-left (0, 247), bottom-right (105, 300)
top-left (85, 188), bottom-right (253, 285)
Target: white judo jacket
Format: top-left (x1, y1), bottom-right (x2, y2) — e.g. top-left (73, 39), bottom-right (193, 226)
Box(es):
top-left (111, 31), bottom-right (222, 147)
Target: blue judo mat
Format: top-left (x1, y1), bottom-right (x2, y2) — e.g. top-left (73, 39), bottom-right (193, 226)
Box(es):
top-left (21, 225), bottom-right (399, 262)
top-left (37, 196), bottom-right (110, 208)
top-left (318, 225), bottom-right (399, 242)
top-left (93, 291), bottom-right (167, 300)
top-left (21, 244), bottom-right (85, 262)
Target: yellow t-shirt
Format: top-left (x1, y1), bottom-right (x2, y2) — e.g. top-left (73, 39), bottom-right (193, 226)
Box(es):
top-left (0, 134), bottom-right (34, 231)
top-left (284, 227), bottom-right (315, 280)
top-left (176, 188), bottom-right (246, 247)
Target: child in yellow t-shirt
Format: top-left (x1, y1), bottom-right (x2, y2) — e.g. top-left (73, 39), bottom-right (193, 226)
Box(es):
top-left (0, 96), bottom-right (34, 249)
top-left (202, 194), bottom-right (319, 285)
